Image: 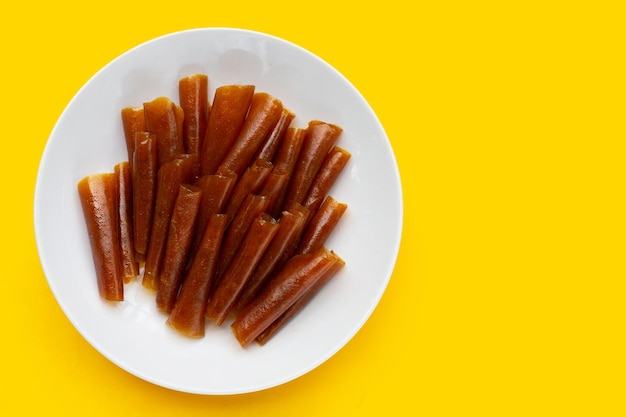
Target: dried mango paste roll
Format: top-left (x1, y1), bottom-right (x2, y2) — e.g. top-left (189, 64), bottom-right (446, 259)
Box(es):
top-left (178, 73), bottom-right (209, 155)
top-left (77, 173), bottom-right (124, 302)
top-left (114, 161), bottom-right (139, 282)
top-left (206, 213), bottom-right (280, 326)
top-left (120, 106), bottom-right (145, 169)
top-left (216, 92), bottom-right (284, 177)
top-left (156, 184), bottom-right (202, 313)
top-left (231, 247), bottom-right (342, 347)
top-left (302, 146), bottom-right (351, 215)
top-left (200, 84), bottom-right (255, 176)
top-left (132, 132), bottom-right (157, 257)
top-left (168, 214), bottom-right (227, 338)
top-left (256, 252), bottom-right (345, 345)
top-left (297, 196), bottom-right (347, 255)
top-left (284, 121), bottom-right (342, 207)
top-left (144, 96), bottom-right (184, 168)
top-left (232, 203), bottom-right (309, 315)
top-left (254, 107), bottom-right (294, 162)
top-left (142, 155), bottom-right (196, 290)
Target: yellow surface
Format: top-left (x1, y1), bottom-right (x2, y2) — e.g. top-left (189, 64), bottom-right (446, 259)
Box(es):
top-left (2, 1), bottom-right (625, 415)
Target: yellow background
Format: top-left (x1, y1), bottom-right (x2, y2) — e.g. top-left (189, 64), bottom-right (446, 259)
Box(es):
top-left (2, 1), bottom-right (624, 415)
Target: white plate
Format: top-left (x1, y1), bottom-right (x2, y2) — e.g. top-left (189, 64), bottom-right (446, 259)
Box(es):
top-left (34, 28), bottom-right (403, 395)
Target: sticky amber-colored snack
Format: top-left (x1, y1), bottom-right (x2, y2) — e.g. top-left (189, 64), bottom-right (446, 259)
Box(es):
top-left (168, 214), bottom-right (228, 338)
top-left (144, 96), bottom-right (185, 167)
top-left (215, 194), bottom-right (270, 283)
top-left (256, 251), bottom-right (344, 345)
top-left (189, 173), bottom-right (236, 259)
top-left (179, 73), bottom-right (209, 155)
top-left (254, 107), bottom-right (294, 162)
top-left (232, 204), bottom-right (309, 314)
top-left (302, 146), bottom-right (351, 216)
top-left (156, 184), bottom-right (202, 313)
top-left (216, 92), bottom-right (284, 177)
top-left (231, 247), bottom-right (338, 347)
top-left (83, 74), bottom-right (352, 348)
top-left (222, 159), bottom-right (273, 226)
top-left (120, 106), bottom-right (145, 168)
top-left (132, 132), bottom-right (158, 256)
top-left (269, 127), bottom-right (306, 217)
top-left (297, 196), bottom-right (347, 255)
top-left (273, 128), bottom-right (307, 174)
top-left (142, 155), bottom-right (196, 290)
top-left (77, 173), bottom-right (123, 302)
top-left (258, 171), bottom-right (288, 214)
top-left (114, 162), bottom-right (138, 282)
top-left (200, 85), bottom-right (255, 176)
top-left (206, 213), bottom-right (280, 326)
top-left (284, 121), bottom-right (342, 206)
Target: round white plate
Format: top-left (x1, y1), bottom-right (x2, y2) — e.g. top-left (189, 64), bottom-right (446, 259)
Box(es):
top-left (34, 28), bottom-right (403, 395)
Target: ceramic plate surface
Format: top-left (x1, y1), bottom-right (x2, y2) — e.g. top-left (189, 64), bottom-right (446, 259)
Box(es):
top-left (34, 28), bottom-right (402, 394)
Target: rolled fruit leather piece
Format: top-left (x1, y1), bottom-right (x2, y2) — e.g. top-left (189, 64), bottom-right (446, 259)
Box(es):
top-left (77, 173), bottom-right (124, 302)
top-left (268, 127), bottom-right (306, 217)
top-left (144, 96), bottom-right (185, 168)
top-left (132, 132), bottom-right (158, 257)
top-left (284, 121), bottom-right (342, 207)
top-left (142, 154), bottom-right (196, 290)
top-left (216, 92), bottom-right (284, 177)
top-left (114, 161), bottom-right (139, 282)
top-left (257, 170), bottom-right (288, 217)
top-left (221, 159), bottom-right (273, 227)
top-left (230, 247), bottom-right (339, 347)
top-left (253, 107), bottom-right (295, 162)
top-left (301, 146), bottom-right (351, 216)
top-left (156, 184), bottom-right (202, 314)
top-left (179, 73), bottom-right (209, 155)
top-left (188, 172), bottom-right (236, 261)
top-left (167, 214), bottom-right (228, 338)
top-left (120, 106), bottom-right (145, 170)
top-left (256, 250), bottom-right (345, 346)
top-left (232, 203), bottom-right (309, 315)
top-left (200, 84), bottom-right (255, 176)
top-left (296, 195), bottom-right (347, 255)
top-left (214, 193), bottom-right (270, 284)
top-left (205, 213), bottom-right (280, 326)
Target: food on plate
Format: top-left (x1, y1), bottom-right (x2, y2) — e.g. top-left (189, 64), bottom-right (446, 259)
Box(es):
top-left (132, 132), bottom-right (157, 257)
top-left (302, 146), bottom-right (351, 215)
top-left (200, 84), bottom-right (255, 176)
top-left (114, 161), bottom-right (139, 282)
top-left (215, 92), bottom-right (284, 177)
top-left (268, 127), bottom-right (306, 217)
top-left (189, 173), bottom-right (236, 259)
top-left (156, 184), bottom-right (202, 313)
top-left (257, 171), bottom-right (288, 217)
top-left (144, 96), bottom-right (185, 167)
top-left (121, 106), bottom-right (145, 168)
top-left (231, 247), bottom-right (344, 347)
top-left (216, 193), bottom-right (271, 279)
top-left (142, 155), bottom-right (196, 289)
top-left (77, 173), bottom-right (124, 301)
top-left (255, 252), bottom-right (345, 345)
top-left (205, 213), bottom-right (280, 326)
top-left (178, 73), bottom-right (209, 156)
top-left (232, 203), bottom-right (309, 315)
top-left (254, 107), bottom-right (294, 162)
top-left (222, 159), bottom-right (273, 226)
top-left (78, 73), bottom-right (350, 347)
top-left (284, 121), bottom-right (342, 207)
top-left (297, 196), bottom-right (347, 255)
top-left (167, 214), bottom-right (227, 338)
